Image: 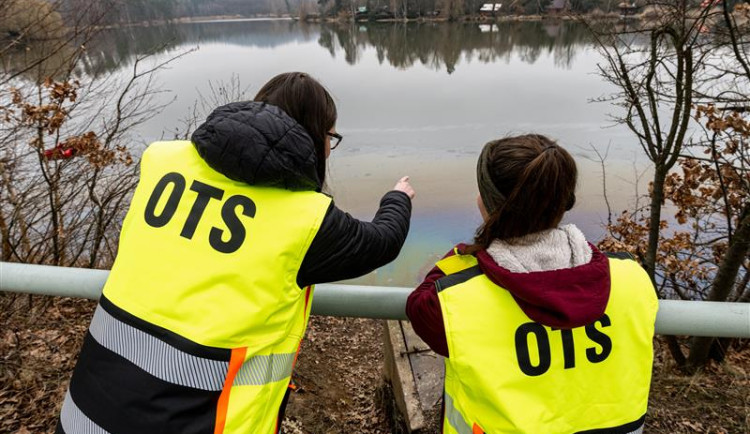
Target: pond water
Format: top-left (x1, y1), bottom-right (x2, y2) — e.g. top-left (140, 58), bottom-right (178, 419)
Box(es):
top-left (91, 19), bottom-right (645, 287)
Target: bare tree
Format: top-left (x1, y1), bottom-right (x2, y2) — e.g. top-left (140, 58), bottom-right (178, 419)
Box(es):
top-left (0, 2), bottom-right (193, 430)
top-left (587, 1), bottom-right (718, 280)
top-left (0, 0), bottom-right (192, 273)
top-left (590, 0), bottom-right (750, 371)
top-left (172, 74), bottom-right (253, 140)
top-left (1, 51), bottom-right (185, 269)
top-left (680, 0), bottom-right (750, 370)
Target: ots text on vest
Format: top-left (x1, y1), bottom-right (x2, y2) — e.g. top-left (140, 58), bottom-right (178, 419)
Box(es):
top-left (144, 172), bottom-right (256, 254)
top-left (515, 314), bottom-right (612, 376)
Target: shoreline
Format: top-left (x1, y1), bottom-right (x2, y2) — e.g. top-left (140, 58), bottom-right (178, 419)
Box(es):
top-left (98, 15), bottom-right (294, 30)
top-left (100, 12), bottom-right (630, 29)
top-left (299, 13), bottom-right (625, 23)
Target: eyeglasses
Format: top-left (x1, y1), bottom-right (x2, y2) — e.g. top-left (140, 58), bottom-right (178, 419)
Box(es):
top-left (327, 132), bottom-right (343, 150)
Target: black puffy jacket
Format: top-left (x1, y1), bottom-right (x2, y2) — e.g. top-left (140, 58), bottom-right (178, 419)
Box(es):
top-left (191, 101), bottom-right (412, 287)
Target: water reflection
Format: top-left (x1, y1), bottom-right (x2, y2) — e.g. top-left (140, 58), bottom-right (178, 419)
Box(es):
top-left (2, 39), bottom-right (77, 82)
top-left (318, 21), bottom-right (593, 73)
top-left (80, 20), bottom-right (312, 77)
top-left (76, 19), bottom-right (593, 77)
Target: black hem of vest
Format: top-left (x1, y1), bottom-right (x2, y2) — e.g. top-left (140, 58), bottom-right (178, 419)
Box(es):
top-left (604, 251), bottom-right (636, 261)
top-left (435, 265), bottom-right (483, 292)
top-left (574, 414), bottom-right (646, 434)
top-left (66, 332), bottom-right (220, 434)
top-left (54, 418), bottom-right (64, 434)
top-left (99, 294), bottom-right (231, 361)
top-left (275, 385), bottom-right (293, 433)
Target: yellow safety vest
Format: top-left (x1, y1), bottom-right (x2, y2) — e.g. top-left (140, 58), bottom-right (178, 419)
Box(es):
top-left (436, 253), bottom-right (658, 434)
top-left (59, 141), bottom-right (331, 434)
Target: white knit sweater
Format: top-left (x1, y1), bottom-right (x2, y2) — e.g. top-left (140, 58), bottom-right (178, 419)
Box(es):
top-left (486, 224), bottom-right (592, 273)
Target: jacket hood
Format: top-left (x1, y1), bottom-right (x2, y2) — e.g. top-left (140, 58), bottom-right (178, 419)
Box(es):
top-left (472, 243), bottom-right (611, 329)
top-left (191, 101), bottom-right (321, 191)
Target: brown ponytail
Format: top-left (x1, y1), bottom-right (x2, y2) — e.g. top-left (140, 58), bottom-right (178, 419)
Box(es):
top-left (467, 134), bottom-right (578, 253)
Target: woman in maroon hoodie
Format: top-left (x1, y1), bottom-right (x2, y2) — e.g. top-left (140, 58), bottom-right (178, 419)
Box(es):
top-left (406, 134), bottom-right (657, 434)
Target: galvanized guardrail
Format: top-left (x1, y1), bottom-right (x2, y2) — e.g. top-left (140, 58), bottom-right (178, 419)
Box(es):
top-left (1, 262), bottom-right (749, 338)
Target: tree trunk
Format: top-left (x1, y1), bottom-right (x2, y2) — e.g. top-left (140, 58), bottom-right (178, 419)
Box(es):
top-left (708, 338), bottom-right (733, 363)
top-left (665, 335), bottom-right (686, 367)
top-left (685, 204), bottom-right (750, 372)
top-left (739, 284), bottom-right (750, 303)
top-left (645, 164), bottom-right (667, 286)
top-left (0, 208), bottom-right (10, 261)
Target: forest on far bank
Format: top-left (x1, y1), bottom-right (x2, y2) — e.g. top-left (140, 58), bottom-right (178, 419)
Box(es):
top-left (11, 0), bottom-right (736, 26)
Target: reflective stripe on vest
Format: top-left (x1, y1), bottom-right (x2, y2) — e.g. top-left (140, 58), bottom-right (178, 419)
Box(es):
top-left (445, 393), bottom-right (485, 434)
top-left (437, 253), bottom-right (658, 433)
top-left (89, 304), bottom-right (228, 391)
top-left (233, 353), bottom-right (296, 387)
top-left (88, 303), bottom-right (296, 391)
top-left (60, 391), bottom-right (108, 434)
top-left (445, 392), bottom-right (473, 434)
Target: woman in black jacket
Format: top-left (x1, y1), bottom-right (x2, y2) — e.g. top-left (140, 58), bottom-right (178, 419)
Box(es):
top-left (246, 72), bottom-right (415, 287)
top-left (56, 72), bottom-right (414, 434)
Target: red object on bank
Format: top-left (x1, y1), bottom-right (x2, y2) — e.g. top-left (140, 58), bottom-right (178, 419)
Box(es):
top-left (43, 144), bottom-right (76, 160)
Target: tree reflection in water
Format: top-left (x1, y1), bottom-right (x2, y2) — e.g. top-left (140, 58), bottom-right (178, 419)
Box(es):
top-left (317, 21), bottom-right (594, 73)
top-left (52, 20), bottom-right (596, 79)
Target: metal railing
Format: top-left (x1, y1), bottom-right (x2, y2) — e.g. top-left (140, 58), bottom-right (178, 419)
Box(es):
top-left (1, 261), bottom-right (749, 338)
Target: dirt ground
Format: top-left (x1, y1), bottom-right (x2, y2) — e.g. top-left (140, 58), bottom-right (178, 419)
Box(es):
top-left (1, 295), bottom-right (748, 433)
top-left (281, 315), bottom-right (390, 433)
top-left (646, 339), bottom-right (750, 434)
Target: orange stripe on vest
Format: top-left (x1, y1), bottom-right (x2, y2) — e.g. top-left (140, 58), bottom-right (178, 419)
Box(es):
top-left (214, 347), bottom-right (248, 434)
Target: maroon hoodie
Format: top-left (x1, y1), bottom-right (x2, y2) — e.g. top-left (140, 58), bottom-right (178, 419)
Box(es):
top-left (405, 243), bottom-right (611, 357)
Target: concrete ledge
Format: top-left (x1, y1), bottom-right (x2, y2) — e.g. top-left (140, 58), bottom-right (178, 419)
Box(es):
top-left (382, 320), bottom-right (426, 432)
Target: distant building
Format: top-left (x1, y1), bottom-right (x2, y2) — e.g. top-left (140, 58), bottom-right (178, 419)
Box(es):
top-left (546, 0), bottom-right (569, 15)
top-left (479, 3), bottom-right (502, 16)
top-left (355, 5), bottom-right (394, 21)
top-left (618, 2), bottom-right (639, 17)
top-left (355, 6), bottom-right (368, 20)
